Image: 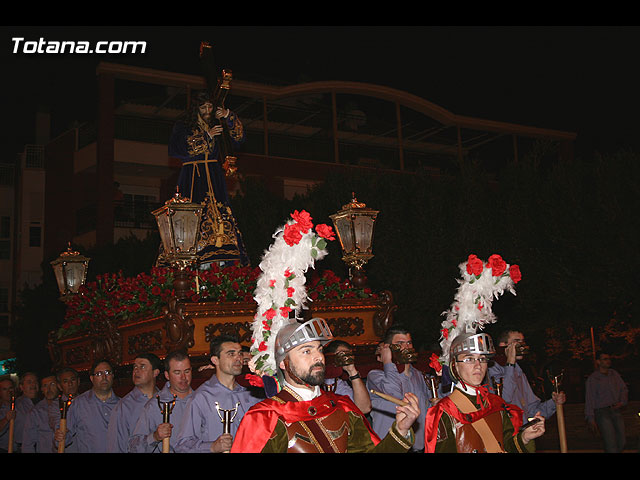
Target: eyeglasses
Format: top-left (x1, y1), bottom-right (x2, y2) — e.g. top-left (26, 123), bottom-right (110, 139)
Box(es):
top-left (456, 356), bottom-right (490, 364)
top-left (92, 370), bottom-right (113, 378)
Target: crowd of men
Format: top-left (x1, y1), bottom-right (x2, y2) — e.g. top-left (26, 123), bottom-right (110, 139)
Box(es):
top-left (0, 326), bottom-right (631, 453)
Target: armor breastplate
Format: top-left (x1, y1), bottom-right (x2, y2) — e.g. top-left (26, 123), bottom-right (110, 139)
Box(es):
top-left (451, 410), bottom-right (505, 453)
top-left (274, 388), bottom-right (351, 453)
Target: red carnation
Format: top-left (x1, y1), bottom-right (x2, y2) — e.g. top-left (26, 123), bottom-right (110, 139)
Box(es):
top-left (283, 223), bottom-right (303, 246)
top-left (509, 264), bottom-right (522, 284)
top-left (315, 224), bottom-right (336, 241)
top-left (486, 254), bottom-right (507, 276)
top-left (291, 210), bottom-right (313, 233)
top-left (429, 353), bottom-right (442, 373)
top-left (258, 341), bottom-right (268, 352)
top-left (287, 287), bottom-right (295, 297)
top-left (466, 254), bottom-right (484, 276)
top-left (263, 308), bottom-right (277, 320)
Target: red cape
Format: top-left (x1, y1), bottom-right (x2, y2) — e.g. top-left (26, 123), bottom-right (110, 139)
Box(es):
top-left (424, 390), bottom-right (523, 453)
top-left (231, 390), bottom-right (380, 453)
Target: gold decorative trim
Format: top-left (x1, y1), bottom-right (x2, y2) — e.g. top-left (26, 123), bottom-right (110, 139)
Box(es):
top-left (389, 422), bottom-right (413, 449)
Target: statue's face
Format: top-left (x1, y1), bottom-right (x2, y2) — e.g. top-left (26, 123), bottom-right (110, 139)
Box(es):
top-left (198, 102), bottom-right (214, 123)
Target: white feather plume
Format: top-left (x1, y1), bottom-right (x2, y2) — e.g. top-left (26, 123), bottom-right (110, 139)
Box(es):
top-left (438, 254), bottom-right (521, 367)
top-left (249, 213), bottom-right (332, 377)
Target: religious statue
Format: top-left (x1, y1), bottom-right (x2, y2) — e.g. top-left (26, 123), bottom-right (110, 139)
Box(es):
top-left (167, 43), bottom-right (249, 267)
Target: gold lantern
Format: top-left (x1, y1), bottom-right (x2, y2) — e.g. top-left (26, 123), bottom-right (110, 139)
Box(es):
top-left (152, 190), bottom-right (203, 299)
top-left (51, 244), bottom-right (90, 301)
top-left (330, 193), bottom-right (378, 288)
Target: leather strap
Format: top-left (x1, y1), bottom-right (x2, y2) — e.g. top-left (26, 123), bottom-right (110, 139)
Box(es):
top-left (449, 389), bottom-right (505, 453)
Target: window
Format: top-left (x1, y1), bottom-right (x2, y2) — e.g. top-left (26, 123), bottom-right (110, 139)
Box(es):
top-left (0, 216), bottom-right (10, 260)
top-left (29, 225), bottom-right (41, 247)
top-left (0, 288), bottom-right (7, 313)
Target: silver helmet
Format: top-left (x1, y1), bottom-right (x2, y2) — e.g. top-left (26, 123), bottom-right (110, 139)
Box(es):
top-left (275, 317), bottom-right (333, 365)
top-left (448, 331), bottom-right (495, 383)
top-left (450, 331), bottom-right (495, 359)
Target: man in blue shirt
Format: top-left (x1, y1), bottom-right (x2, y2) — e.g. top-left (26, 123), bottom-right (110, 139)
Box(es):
top-left (107, 353), bottom-right (161, 452)
top-left (366, 326), bottom-right (430, 452)
top-left (322, 339), bottom-right (371, 415)
top-left (585, 351), bottom-right (629, 452)
top-left (54, 360), bottom-right (120, 453)
top-left (174, 334), bottom-right (263, 452)
top-left (129, 350), bottom-right (195, 452)
top-left (0, 377), bottom-right (17, 452)
top-left (12, 372), bottom-right (39, 452)
top-left (488, 329), bottom-right (565, 423)
top-left (21, 375), bottom-right (60, 453)
top-left (56, 367), bottom-right (79, 401)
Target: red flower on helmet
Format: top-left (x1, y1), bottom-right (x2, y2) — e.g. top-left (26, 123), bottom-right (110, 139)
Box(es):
top-left (466, 254), bottom-right (484, 276)
top-left (291, 210), bottom-right (313, 233)
top-left (316, 223), bottom-right (336, 241)
top-left (283, 223), bottom-right (303, 246)
top-left (486, 254), bottom-right (507, 276)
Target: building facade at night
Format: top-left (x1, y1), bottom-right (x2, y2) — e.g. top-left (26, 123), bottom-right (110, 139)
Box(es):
top-left (0, 61), bottom-right (576, 359)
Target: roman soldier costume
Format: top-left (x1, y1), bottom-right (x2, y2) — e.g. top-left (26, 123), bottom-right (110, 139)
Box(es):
top-left (425, 254), bottom-right (536, 453)
top-left (231, 318), bottom-right (414, 453)
top-left (425, 332), bottom-right (532, 453)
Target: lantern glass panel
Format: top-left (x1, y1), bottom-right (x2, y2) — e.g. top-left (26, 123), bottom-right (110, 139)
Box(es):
top-left (334, 217), bottom-right (355, 253)
top-left (156, 212), bottom-right (173, 253)
top-left (352, 215), bottom-right (375, 252)
top-left (172, 210), bottom-right (199, 254)
top-left (52, 264), bottom-right (65, 295)
top-left (65, 262), bottom-right (86, 293)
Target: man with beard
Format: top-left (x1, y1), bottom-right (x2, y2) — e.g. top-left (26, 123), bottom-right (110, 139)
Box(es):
top-left (107, 353), bottom-right (161, 452)
top-left (230, 318), bottom-right (420, 453)
top-left (54, 360), bottom-right (120, 452)
top-left (21, 375), bottom-right (60, 452)
top-left (174, 335), bottom-right (263, 453)
top-left (167, 90), bottom-right (248, 267)
top-left (129, 350), bottom-right (195, 453)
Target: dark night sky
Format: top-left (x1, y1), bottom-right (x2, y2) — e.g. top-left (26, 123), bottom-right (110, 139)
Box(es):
top-left (3, 25), bottom-right (640, 160)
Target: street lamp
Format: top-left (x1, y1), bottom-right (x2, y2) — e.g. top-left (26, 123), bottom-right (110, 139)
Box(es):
top-left (330, 193), bottom-right (379, 288)
top-left (51, 243), bottom-right (90, 302)
top-left (152, 190), bottom-right (203, 300)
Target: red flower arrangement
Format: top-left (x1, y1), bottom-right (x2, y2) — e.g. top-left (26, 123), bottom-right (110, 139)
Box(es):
top-left (57, 263), bottom-right (375, 339)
